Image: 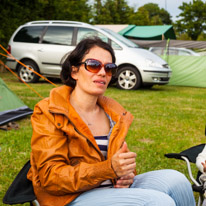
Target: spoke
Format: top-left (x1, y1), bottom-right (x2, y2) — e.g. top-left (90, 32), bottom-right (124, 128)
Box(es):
top-left (119, 73), bottom-right (126, 79)
top-left (125, 70), bottom-right (131, 77)
top-left (27, 69), bottom-right (33, 75)
top-left (128, 80), bottom-right (135, 87)
top-left (124, 82), bottom-right (130, 89)
top-left (130, 74), bottom-right (136, 80)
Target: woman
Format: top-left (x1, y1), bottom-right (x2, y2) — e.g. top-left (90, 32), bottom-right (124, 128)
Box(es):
top-left (27, 37), bottom-right (195, 206)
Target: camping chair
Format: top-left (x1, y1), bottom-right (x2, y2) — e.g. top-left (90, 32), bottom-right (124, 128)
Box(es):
top-left (3, 160), bottom-right (40, 206)
top-left (165, 143), bottom-right (206, 206)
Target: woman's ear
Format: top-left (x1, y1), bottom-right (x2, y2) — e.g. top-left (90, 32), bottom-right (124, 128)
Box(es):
top-left (71, 66), bottom-right (79, 80)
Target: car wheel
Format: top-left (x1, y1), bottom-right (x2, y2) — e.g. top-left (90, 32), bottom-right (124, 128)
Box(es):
top-left (17, 60), bottom-right (40, 83)
top-left (116, 66), bottom-right (141, 90)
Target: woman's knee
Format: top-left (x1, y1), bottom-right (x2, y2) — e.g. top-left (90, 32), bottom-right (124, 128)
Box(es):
top-left (158, 169), bottom-right (192, 190)
top-left (131, 169), bottom-right (195, 206)
top-left (132, 169), bottom-right (191, 191)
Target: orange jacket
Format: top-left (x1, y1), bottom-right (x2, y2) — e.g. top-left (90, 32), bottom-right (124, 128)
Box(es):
top-left (27, 85), bottom-right (134, 206)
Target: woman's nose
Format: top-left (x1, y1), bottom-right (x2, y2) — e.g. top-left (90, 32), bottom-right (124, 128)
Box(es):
top-left (97, 66), bottom-right (106, 76)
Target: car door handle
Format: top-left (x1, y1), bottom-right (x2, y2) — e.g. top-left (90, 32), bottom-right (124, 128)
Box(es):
top-left (37, 49), bottom-right (44, 52)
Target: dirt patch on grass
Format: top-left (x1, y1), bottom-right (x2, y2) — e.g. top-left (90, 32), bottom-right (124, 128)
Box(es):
top-left (138, 138), bottom-right (154, 144)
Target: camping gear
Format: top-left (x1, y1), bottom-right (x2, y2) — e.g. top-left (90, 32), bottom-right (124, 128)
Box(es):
top-left (3, 160), bottom-right (40, 206)
top-left (0, 77), bottom-right (33, 126)
top-left (165, 131), bottom-right (206, 206)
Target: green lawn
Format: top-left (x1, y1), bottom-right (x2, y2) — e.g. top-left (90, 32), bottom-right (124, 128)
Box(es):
top-left (1, 71), bottom-right (206, 205)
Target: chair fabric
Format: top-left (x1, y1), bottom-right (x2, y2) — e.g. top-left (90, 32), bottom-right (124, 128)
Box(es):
top-left (3, 160), bottom-right (36, 205)
top-left (165, 143), bottom-right (206, 205)
top-left (165, 144), bottom-right (205, 163)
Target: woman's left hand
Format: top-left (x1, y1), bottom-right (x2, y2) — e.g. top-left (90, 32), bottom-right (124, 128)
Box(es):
top-left (114, 172), bottom-right (135, 188)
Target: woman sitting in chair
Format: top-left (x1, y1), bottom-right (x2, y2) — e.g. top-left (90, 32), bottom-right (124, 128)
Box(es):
top-left (27, 37), bottom-right (195, 206)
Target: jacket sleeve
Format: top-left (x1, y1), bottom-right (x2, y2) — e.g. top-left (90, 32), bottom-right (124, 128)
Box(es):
top-left (196, 145), bottom-right (206, 173)
top-left (30, 103), bottom-right (117, 196)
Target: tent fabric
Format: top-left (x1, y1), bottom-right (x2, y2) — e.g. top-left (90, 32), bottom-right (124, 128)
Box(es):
top-left (119, 25), bottom-right (176, 40)
top-left (0, 77), bottom-right (33, 125)
top-left (130, 39), bottom-right (206, 49)
top-left (164, 56), bottom-right (206, 87)
top-left (118, 25), bottom-right (135, 35)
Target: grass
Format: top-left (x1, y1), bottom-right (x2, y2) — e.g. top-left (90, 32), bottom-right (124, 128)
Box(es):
top-left (1, 71), bottom-right (206, 205)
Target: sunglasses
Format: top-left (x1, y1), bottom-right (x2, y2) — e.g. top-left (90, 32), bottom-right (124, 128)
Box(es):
top-left (80, 59), bottom-right (117, 76)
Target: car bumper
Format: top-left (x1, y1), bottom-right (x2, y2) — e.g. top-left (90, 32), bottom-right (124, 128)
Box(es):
top-left (142, 69), bottom-right (172, 84)
top-left (6, 59), bottom-right (17, 70)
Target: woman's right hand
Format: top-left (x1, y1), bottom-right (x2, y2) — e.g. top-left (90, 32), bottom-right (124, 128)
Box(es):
top-left (111, 142), bottom-right (136, 177)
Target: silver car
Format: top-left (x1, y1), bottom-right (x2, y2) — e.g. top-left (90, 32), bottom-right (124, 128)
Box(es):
top-left (6, 20), bottom-right (172, 90)
top-left (149, 47), bottom-right (200, 56)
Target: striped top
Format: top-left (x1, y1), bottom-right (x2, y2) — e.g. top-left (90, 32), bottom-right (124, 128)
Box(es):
top-left (94, 135), bottom-right (108, 159)
top-left (93, 113), bottom-right (115, 188)
top-left (94, 135), bottom-right (113, 188)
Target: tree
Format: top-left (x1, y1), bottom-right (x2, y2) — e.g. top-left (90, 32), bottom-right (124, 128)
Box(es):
top-left (0, 0), bottom-right (91, 49)
top-left (128, 7), bottom-right (150, 25)
top-left (91, 0), bottom-right (134, 24)
top-left (91, 0), bottom-right (112, 24)
top-left (175, 0), bottom-right (206, 40)
top-left (137, 3), bottom-right (172, 25)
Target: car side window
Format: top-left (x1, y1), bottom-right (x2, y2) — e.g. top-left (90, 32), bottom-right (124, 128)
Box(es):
top-left (178, 50), bottom-right (190, 56)
top-left (13, 26), bottom-right (45, 43)
top-left (152, 48), bottom-right (163, 55)
top-left (168, 48), bottom-right (178, 55)
top-left (111, 40), bottom-right (122, 50)
top-left (77, 28), bottom-right (109, 44)
top-left (42, 26), bottom-right (74, 46)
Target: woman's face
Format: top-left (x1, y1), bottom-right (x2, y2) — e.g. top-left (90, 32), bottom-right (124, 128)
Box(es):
top-left (72, 46), bottom-right (113, 96)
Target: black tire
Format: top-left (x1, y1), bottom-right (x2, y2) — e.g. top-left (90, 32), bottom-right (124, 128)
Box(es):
top-left (116, 66), bottom-right (141, 90)
top-left (17, 60), bottom-right (40, 83)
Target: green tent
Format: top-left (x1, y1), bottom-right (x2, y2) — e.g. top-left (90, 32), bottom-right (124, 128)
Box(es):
top-left (165, 56), bottom-right (206, 88)
top-left (0, 77), bottom-right (33, 125)
top-left (119, 25), bottom-right (176, 40)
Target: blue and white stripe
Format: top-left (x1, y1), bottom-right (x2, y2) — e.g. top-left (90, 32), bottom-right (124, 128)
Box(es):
top-left (94, 135), bottom-right (113, 188)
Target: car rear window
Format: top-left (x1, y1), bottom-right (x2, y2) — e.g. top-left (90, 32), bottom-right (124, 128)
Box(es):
top-left (42, 26), bottom-right (74, 46)
top-left (13, 26), bottom-right (45, 43)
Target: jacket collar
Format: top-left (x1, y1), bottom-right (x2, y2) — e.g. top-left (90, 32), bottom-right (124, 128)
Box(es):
top-left (47, 85), bottom-right (133, 154)
top-left (48, 85), bottom-right (129, 122)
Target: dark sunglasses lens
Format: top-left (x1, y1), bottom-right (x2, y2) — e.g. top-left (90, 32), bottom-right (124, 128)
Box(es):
top-left (86, 59), bottom-right (101, 73)
top-left (105, 63), bottom-right (117, 75)
top-left (85, 59), bottom-right (117, 76)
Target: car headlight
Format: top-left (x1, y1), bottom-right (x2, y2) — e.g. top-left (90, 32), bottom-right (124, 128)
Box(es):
top-left (145, 59), bottom-right (162, 68)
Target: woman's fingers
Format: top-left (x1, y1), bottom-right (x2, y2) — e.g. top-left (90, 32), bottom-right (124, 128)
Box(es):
top-left (114, 173), bottom-right (135, 188)
top-left (111, 142), bottom-right (137, 177)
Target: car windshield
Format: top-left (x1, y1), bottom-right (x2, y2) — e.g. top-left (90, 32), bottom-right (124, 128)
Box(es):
top-left (100, 28), bottom-right (139, 48)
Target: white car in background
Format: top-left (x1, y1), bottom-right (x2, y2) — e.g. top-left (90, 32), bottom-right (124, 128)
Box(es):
top-left (149, 47), bottom-right (200, 56)
top-left (6, 21), bottom-right (172, 90)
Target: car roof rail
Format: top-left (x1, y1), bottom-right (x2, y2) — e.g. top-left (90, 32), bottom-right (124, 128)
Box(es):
top-left (24, 20), bottom-right (90, 26)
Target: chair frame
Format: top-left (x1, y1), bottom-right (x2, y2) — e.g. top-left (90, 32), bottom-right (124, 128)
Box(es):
top-left (165, 143), bottom-right (206, 206)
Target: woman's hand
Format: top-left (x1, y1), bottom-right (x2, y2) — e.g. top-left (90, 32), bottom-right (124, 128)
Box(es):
top-left (114, 172), bottom-right (135, 188)
top-left (111, 142), bottom-right (136, 178)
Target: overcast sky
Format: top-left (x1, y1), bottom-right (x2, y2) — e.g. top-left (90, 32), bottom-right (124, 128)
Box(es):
top-left (127, 0), bottom-right (206, 22)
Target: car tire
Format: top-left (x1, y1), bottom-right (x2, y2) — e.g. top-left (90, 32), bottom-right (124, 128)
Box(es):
top-left (116, 66), bottom-right (141, 90)
top-left (17, 60), bottom-right (40, 83)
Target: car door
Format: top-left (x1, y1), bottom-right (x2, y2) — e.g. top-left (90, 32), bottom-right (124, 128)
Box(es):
top-left (37, 26), bottom-right (75, 75)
